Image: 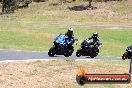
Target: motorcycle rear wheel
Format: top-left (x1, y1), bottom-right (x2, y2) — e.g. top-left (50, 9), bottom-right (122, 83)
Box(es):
top-left (64, 46), bottom-right (74, 57)
top-left (64, 52), bottom-right (70, 57)
top-left (90, 49), bottom-right (99, 58)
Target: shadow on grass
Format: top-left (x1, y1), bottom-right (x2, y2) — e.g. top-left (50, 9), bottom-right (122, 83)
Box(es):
top-left (68, 5), bottom-right (97, 11)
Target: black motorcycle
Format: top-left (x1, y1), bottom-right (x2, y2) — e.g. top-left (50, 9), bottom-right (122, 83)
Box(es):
top-left (48, 34), bottom-right (78, 57)
top-left (76, 39), bottom-right (102, 58)
top-left (122, 45), bottom-right (132, 60)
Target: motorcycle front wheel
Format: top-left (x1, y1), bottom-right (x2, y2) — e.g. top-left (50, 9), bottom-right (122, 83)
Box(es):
top-left (76, 48), bottom-right (82, 57)
top-left (48, 45), bottom-right (56, 57)
top-left (122, 52), bottom-right (130, 60)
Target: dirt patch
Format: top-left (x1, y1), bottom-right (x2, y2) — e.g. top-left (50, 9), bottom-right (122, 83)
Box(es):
top-left (0, 60), bottom-right (131, 88)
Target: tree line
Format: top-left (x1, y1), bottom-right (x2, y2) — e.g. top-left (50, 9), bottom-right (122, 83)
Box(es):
top-left (0, 0), bottom-right (32, 13)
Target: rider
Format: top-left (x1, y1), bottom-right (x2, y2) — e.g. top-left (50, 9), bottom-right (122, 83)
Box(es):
top-left (53, 28), bottom-right (74, 49)
top-left (65, 28), bottom-right (75, 46)
top-left (88, 32), bottom-right (100, 47)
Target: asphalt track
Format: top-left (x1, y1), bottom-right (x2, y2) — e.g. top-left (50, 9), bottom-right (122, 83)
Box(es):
top-left (0, 50), bottom-right (122, 61)
top-left (0, 22), bottom-right (131, 61)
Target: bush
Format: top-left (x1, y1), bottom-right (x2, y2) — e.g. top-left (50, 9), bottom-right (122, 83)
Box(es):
top-left (17, 0), bottom-right (32, 8)
top-left (18, 0), bottom-right (32, 5)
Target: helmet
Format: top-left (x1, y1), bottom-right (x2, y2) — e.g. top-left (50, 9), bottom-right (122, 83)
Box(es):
top-left (93, 32), bottom-right (98, 38)
top-left (67, 28), bottom-right (73, 35)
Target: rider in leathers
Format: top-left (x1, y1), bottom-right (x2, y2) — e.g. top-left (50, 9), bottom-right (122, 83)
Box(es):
top-left (88, 32), bottom-right (100, 48)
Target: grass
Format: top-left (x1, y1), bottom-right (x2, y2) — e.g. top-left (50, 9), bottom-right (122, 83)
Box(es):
top-left (0, 24), bottom-right (131, 56)
top-left (0, 0), bottom-right (132, 57)
top-left (0, 0), bottom-right (132, 25)
top-left (0, 59), bottom-right (131, 88)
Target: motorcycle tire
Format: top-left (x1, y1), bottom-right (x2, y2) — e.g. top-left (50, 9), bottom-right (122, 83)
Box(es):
top-left (122, 52), bottom-right (131, 60)
top-left (122, 55), bottom-right (126, 60)
top-left (48, 45), bottom-right (55, 57)
top-left (64, 47), bottom-right (74, 57)
top-left (76, 48), bottom-right (82, 57)
top-left (90, 49), bottom-right (99, 58)
top-left (64, 52), bottom-right (70, 57)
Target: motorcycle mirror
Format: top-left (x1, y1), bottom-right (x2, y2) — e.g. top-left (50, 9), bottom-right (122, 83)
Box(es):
top-left (74, 39), bottom-right (78, 45)
top-left (75, 39), bottom-right (78, 41)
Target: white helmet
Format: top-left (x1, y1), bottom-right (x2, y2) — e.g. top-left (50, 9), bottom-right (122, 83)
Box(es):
top-left (67, 28), bottom-right (73, 34)
top-left (93, 32), bottom-right (98, 38)
top-left (68, 28), bottom-right (73, 31)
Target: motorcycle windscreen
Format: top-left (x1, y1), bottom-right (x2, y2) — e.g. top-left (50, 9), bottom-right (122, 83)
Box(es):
top-left (83, 40), bottom-right (90, 47)
top-left (55, 35), bottom-right (65, 44)
top-left (74, 39), bottom-right (78, 44)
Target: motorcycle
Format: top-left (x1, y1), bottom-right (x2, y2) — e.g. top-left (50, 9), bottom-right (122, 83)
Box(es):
top-left (122, 45), bottom-right (132, 60)
top-left (76, 39), bottom-right (102, 58)
top-left (48, 34), bottom-right (78, 57)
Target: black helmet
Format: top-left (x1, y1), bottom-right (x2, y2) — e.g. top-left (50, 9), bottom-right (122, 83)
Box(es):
top-left (93, 32), bottom-right (98, 38)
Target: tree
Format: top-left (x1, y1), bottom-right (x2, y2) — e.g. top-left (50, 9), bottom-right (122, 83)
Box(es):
top-left (84, 0), bottom-right (93, 7)
top-left (2, 0), bottom-right (17, 13)
top-left (88, 0), bottom-right (92, 7)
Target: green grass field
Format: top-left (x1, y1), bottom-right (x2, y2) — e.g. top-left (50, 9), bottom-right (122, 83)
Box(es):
top-left (0, 24), bottom-right (131, 57)
top-left (0, 0), bottom-right (132, 57)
